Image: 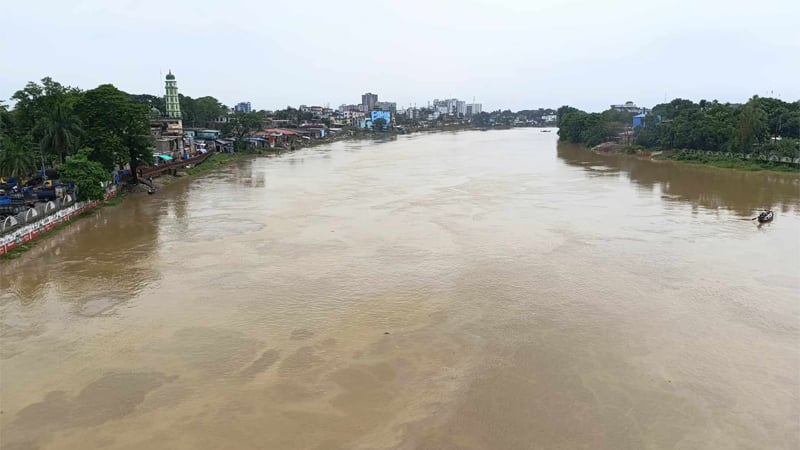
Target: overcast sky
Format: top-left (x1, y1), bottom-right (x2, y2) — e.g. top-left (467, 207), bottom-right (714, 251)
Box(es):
top-left (2, 0), bottom-right (798, 112)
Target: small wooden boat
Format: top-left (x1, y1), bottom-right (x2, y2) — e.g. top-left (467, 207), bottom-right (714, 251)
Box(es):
top-left (757, 210), bottom-right (773, 223)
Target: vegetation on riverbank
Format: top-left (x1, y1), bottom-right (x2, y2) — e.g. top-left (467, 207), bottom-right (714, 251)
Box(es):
top-left (2, 242), bottom-right (34, 259)
top-left (1, 78), bottom-right (154, 182)
top-left (184, 152), bottom-right (253, 176)
top-left (557, 96), bottom-right (800, 172)
top-left (655, 151), bottom-right (798, 172)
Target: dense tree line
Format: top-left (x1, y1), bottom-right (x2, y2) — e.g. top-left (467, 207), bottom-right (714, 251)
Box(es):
top-left (0, 77), bottom-right (158, 198)
top-left (178, 95), bottom-right (228, 128)
top-left (0, 77), bottom-right (246, 198)
top-left (556, 105), bottom-right (633, 147)
top-left (558, 97), bottom-right (800, 156)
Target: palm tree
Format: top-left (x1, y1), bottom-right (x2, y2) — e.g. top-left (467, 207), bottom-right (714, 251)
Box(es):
top-left (37, 101), bottom-right (82, 164)
top-left (0, 136), bottom-right (35, 179)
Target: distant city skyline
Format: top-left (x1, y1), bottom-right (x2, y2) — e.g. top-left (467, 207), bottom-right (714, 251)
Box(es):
top-left (2, 0), bottom-right (798, 113)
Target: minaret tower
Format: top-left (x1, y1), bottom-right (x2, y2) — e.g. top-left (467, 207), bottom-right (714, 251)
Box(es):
top-left (164, 70), bottom-right (181, 119)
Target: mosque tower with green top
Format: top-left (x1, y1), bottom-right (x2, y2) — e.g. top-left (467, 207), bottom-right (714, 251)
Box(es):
top-left (164, 71), bottom-right (181, 119)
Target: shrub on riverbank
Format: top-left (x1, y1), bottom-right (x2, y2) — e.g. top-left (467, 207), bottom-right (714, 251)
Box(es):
top-left (59, 148), bottom-right (109, 200)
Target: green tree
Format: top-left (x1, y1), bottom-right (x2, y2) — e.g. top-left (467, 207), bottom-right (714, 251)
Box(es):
top-left (472, 111), bottom-right (491, 127)
top-left (176, 95), bottom-right (228, 127)
top-left (372, 117), bottom-right (387, 131)
top-left (556, 106), bottom-right (580, 127)
top-left (0, 136), bottom-right (35, 178)
top-left (557, 109), bottom-right (588, 143)
top-left (76, 84), bottom-right (152, 179)
top-left (59, 148), bottom-right (109, 201)
top-left (221, 112), bottom-right (265, 149)
top-left (11, 77), bottom-right (82, 141)
top-left (130, 94), bottom-right (166, 116)
top-left (36, 100), bottom-right (82, 164)
top-left (735, 100), bottom-right (769, 152)
top-left (193, 96), bottom-right (227, 127)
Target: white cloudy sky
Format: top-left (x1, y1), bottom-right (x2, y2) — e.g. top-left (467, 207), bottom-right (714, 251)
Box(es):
top-left (1, 0), bottom-right (798, 112)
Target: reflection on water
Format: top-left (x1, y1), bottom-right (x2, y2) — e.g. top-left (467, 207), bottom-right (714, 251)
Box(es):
top-left (2, 129), bottom-right (799, 449)
top-left (0, 194), bottom-right (161, 303)
top-left (557, 142), bottom-right (800, 216)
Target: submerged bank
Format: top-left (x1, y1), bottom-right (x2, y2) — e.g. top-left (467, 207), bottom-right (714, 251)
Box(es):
top-left (1, 190), bottom-right (122, 260)
top-left (589, 142), bottom-right (799, 173)
top-left (656, 149), bottom-right (799, 172)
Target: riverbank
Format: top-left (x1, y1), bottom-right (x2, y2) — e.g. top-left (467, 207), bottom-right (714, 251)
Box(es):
top-left (1, 127), bottom-right (527, 261)
top-left (589, 142), bottom-right (799, 173)
top-left (1, 190), bottom-right (122, 260)
top-left (655, 150), bottom-right (799, 172)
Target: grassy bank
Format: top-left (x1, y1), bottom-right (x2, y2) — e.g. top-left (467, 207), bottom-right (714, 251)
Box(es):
top-left (654, 151), bottom-right (799, 172)
top-left (184, 152), bottom-right (253, 176)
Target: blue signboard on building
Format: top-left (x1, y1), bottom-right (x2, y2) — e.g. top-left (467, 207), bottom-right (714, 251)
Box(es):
top-left (370, 110), bottom-right (391, 129)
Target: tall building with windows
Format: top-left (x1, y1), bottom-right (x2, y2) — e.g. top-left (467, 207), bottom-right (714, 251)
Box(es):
top-left (164, 71), bottom-right (181, 119)
top-left (466, 103), bottom-right (483, 118)
top-left (362, 93), bottom-right (378, 112)
top-left (235, 102), bottom-right (252, 113)
top-left (456, 100), bottom-right (466, 116)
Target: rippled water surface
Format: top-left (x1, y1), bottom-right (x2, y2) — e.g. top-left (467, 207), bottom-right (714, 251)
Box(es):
top-left (2, 129), bottom-right (799, 449)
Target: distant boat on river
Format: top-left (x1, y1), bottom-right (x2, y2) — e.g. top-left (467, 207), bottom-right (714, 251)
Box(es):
top-left (757, 210), bottom-right (774, 223)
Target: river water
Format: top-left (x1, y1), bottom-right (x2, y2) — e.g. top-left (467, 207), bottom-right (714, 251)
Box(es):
top-left (2, 129), bottom-right (799, 449)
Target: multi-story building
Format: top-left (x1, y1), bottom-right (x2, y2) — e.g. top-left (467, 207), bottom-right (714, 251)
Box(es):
top-left (375, 101), bottom-right (396, 112)
top-left (235, 102), bottom-right (252, 113)
top-left (456, 100), bottom-right (466, 117)
top-left (343, 110), bottom-right (366, 120)
top-left (466, 103), bottom-right (482, 117)
top-left (362, 93), bottom-right (378, 112)
top-left (432, 98), bottom-right (469, 116)
top-left (339, 104), bottom-right (365, 113)
top-left (610, 101), bottom-right (646, 114)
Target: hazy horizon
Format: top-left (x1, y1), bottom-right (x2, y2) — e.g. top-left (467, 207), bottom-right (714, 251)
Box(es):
top-left (2, 0), bottom-right (798, 112)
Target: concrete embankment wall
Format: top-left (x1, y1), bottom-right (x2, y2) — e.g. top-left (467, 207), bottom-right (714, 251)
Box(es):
top-left (0, 189), bottom-right (117, 257)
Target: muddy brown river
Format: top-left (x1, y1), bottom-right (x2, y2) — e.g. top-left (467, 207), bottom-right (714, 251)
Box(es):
top-left (2, 129), bottom-right (799, 449)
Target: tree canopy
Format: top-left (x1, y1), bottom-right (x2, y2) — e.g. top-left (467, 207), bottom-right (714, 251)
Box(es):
top-left (75, 84), bottom-right (152, 176)
top-left (372, 117), bottom-right (387, 131)
top-left (58, 148), bottom-right (109, 201)
top-left (558, 96), bottom-right (800, 157)
top-left (36, 100), bottom-right (82, 163)
top-left (179, 95), bottom-right (228, 127)
top-left (0, 135), bottom-right (35, 179)
top-left (221, 112), bottom-right (265, 149)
